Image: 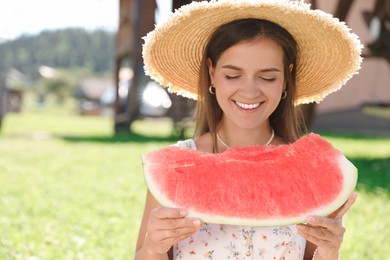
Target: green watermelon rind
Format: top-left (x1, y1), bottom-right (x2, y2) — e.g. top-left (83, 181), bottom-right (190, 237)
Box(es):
top-left (142, 154), bottom-right (178, 210)
top-left (142, 136), bottom-right (358, 227)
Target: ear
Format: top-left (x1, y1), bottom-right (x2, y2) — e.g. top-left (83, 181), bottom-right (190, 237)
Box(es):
top-left (207, 58), bottom-right (215, 83)
top-left (289, 63), bottom-right (293, 72)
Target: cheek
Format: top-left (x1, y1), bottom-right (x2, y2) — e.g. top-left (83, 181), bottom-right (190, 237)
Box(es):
top-left (214, 77), bottom-right (236, 93)
top-left (262, 80), bottom-right (284, 96)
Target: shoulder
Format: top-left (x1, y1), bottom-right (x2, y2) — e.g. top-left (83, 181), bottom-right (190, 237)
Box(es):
top-left (194, 132), bottom-right (214, 153)
top-left (176, 133), bottom-right (213, 153)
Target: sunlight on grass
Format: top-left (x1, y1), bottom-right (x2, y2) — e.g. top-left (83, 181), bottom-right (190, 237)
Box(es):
top-left (0, 111), bottom-right (172, 259)
top-left (342, 189), bottom-right (390, 258)
top-left (132, 118), bottom-right (174, 137)
top-left (363, 105), bottom-right (390, 120)
top-left (0, 111), bottom-right (389, 259)
top-left (1, 112), bottom-right (113, 137)
top-left (324, 135), bottom-right (390, 158)
top-left (321, 134), bottom-right (390, 258)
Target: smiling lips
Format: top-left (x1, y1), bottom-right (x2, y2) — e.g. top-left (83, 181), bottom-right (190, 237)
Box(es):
top-left (235, 101), bottom-right (261, 110)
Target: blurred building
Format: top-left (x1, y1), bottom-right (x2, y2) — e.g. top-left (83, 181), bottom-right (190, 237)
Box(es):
top-left (308, 0), bottom-right (390, 135)
top-left (0, 68), bottom-right (27, 129)
top-left (1, 68), bottom-right (26, 113)
top-left (75, 77), bottom-right (114, 116)
top-left (114, 0), bottom-right (196, 134)
top-left (313, 0), bottom-right (389, 113)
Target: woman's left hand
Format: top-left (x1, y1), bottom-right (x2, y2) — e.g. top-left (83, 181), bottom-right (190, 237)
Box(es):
top-left (297, 192), bottom-right (358, 260)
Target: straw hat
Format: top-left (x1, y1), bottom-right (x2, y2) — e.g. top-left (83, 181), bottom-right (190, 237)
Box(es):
top-left (143, 0), bottom-right (363, 104)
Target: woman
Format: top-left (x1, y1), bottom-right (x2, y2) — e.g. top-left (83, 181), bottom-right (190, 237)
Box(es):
top-left (135, 1), bottom-right (362, 259)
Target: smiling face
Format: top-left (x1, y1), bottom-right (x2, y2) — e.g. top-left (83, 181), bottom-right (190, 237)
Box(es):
top-left (208, 38), bottom-right (285, 131)
top-left (194, 19), bottom-right (301, 150)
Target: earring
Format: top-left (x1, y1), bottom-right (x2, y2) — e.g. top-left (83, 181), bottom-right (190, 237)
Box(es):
top-left (281, 90), bottom-right (287, 99)
top-left (209, 84), bottom-right (215, 95)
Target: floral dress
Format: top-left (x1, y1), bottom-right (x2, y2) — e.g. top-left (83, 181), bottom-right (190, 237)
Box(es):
top-left (173, 139), bottom-right (306, 260)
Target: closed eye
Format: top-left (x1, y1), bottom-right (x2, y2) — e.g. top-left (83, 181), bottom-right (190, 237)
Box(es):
top-left (261, 77), bottom-right (276, 82)
top-left (225, 75), bottom-right (241, 80)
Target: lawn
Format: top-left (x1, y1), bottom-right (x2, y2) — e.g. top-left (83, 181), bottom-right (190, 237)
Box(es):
top-left (0, 109), bottom-right (389, 259)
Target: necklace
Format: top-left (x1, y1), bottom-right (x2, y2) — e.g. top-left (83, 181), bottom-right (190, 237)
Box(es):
top-left (216, 128), bottom-right (275, 149)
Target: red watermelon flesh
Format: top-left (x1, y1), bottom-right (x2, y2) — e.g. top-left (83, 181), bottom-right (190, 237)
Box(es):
top-left (142, 133), bottom-right (357, 226)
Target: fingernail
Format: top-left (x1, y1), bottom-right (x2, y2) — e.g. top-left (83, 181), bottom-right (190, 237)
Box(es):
top-left (307, 216), bottom-right (315, 223)
top-left (179, 209), bottom-right (188, 216)
top-left (193, 219), bottom-right (201, 226)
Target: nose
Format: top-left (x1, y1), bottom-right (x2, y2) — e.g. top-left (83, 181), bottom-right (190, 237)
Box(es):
top-left (241, 78), bottom-right (261, 97)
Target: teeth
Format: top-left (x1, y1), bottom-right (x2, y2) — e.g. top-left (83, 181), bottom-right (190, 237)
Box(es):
top-left (235, 101), bottom-right (260, 109)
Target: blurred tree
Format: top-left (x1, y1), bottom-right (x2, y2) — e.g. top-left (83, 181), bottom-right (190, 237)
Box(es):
top-left (114, 0), bottom-right (201, 134)
top-left (38, 76), bottom-right (73, 104)
top-left (0, 29), bottom-right (115, 79)
top-left (363, 0), bottom-right (390, 62)
top-left (114, 0), bottom-right (157, 133)
top-left (45, 78), bottom-right (68, 104)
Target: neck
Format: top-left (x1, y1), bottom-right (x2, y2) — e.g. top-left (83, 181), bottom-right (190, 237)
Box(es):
top-left (216, 121), bottom-right (274, 149)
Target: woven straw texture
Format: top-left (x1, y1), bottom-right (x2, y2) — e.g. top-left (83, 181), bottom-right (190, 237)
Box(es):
top-left (143, 0), bottom-right (363, 104)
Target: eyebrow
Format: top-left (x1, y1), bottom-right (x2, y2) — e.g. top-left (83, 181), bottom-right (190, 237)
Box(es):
top-left (221, 64), bottom-right (282, 73)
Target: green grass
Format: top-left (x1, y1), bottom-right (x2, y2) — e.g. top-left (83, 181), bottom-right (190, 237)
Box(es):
top-left (0, 109), bottom-right (177, 259)
top-left (363, 105), bottom-right (390, 120)
top-left (0, 110), bottom-right (389, 259)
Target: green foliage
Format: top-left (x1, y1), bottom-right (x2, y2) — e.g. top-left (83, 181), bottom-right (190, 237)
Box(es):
top-left (41, 77), bottom-right (72, 104)
top-left (34, 68), bottom-right (95, 104)
top-left (0, 28), bottom-right (115, 79)
top-left (0, 111), bottom-right (389, 259)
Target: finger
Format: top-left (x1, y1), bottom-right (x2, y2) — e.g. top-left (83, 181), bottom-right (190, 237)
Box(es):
top-left (152, 207), bottom-right (188, 220)
top-left (332, 192), bottom-right (358, 219)
top-left (327, 192), bottom-right (357, 219)
top-left (306, 216), bottom-right (344, 233)
top-left (297, 227), bottom-right (324, 246)
top-left (162, 231), bottom-right (197, 246)
top-left (145, 230), bottom-right (195, 254)
top-left (153, 222), bottom-right (201, 244)
top-left (296, 224), bottom-right (335, 243)
top-left (159, 217), bottom-right (203, 231)
top-left (297, 226), bottom-right (342, 256)
top-left (162, 226), bottom-right (201, 240)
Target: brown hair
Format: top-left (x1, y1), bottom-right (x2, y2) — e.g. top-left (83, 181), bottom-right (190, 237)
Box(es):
top-left (194, 19), bottom-right (306, 151)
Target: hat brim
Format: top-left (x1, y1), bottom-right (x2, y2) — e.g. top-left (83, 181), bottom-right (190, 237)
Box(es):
top-left (143, 0), bottom-right (363, 104)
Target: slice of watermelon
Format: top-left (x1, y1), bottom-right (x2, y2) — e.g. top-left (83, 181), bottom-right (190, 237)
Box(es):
top-left (142, 133), bottom-right (357, 226)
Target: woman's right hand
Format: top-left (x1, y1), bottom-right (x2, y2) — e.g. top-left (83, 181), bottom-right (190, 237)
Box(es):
top-left (141, 207), bottom-right (203, 257)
